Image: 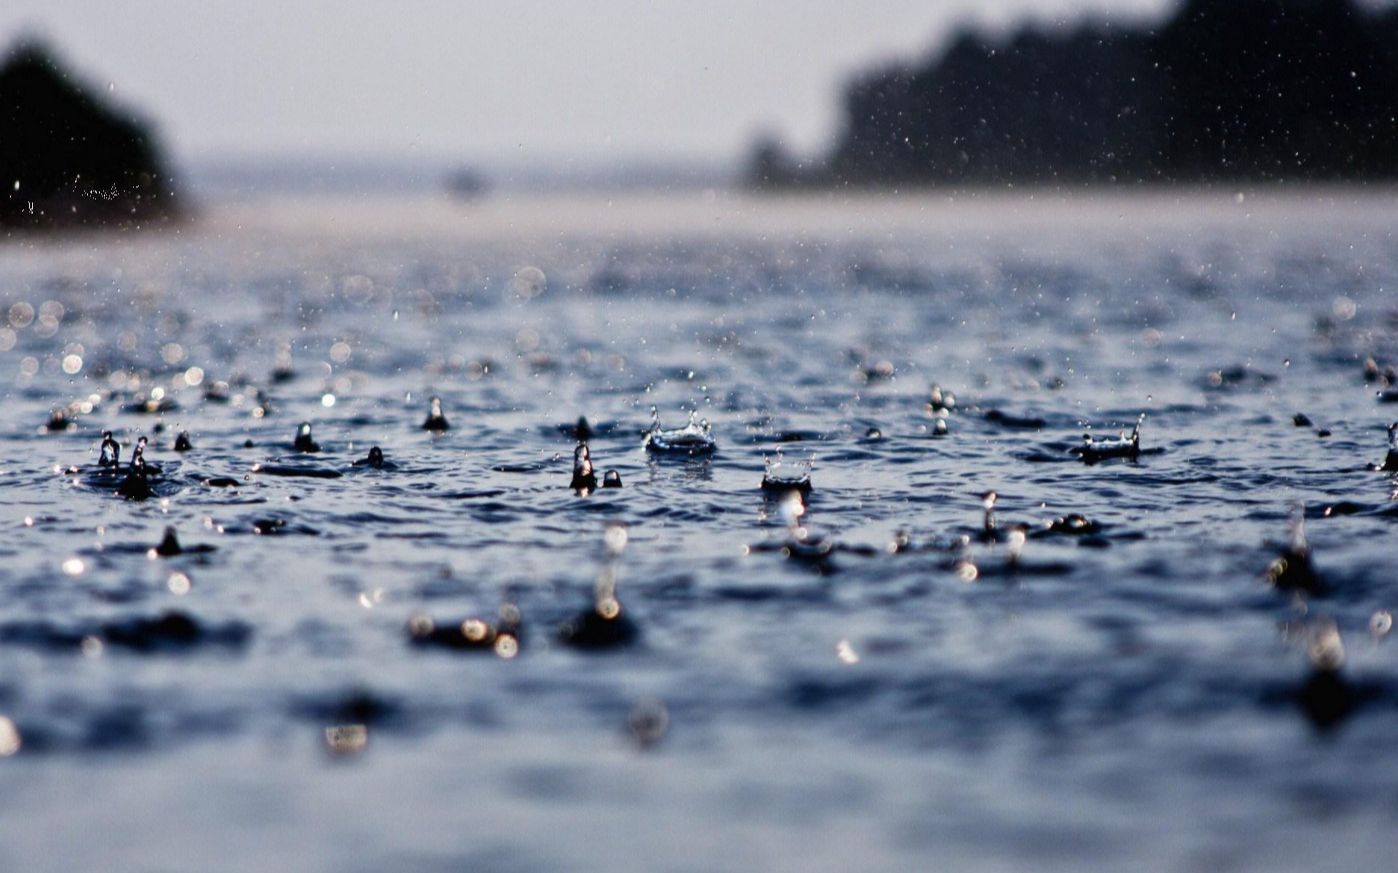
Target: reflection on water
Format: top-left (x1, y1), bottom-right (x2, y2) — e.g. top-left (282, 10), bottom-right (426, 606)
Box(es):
top-left (1, 191), bottom-right (1397, 871)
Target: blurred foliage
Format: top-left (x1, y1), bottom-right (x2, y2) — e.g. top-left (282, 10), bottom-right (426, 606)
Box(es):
top-left (1, 39), bottom-right (180, 230)
top-left (751, 0), bottom-right (1398, 187)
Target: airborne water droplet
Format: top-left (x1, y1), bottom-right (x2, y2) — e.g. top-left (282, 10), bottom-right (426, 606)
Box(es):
top-left (1371, 610), bottom-right (1393, 639)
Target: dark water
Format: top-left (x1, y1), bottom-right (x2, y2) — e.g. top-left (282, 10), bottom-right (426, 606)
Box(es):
top-left (1, 191), bottom-right (1396, 872)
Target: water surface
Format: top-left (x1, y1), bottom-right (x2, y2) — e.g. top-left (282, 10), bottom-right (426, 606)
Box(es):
top-left (1, 190), bottom-right (1396, 872)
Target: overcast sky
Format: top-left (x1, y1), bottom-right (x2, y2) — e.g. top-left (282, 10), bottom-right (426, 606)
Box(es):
top-left (1, 1), bottom-right (1172, 164)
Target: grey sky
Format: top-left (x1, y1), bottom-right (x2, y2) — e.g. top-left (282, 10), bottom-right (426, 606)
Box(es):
top-left (2, 1), bottom-right (1170, 163)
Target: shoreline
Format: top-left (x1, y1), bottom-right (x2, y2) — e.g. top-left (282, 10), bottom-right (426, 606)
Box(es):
top-left (4, 183), bottom-right (1396, 251)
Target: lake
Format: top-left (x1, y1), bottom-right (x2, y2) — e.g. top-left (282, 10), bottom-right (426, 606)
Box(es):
top-left (1, 188), bottom-right (1396, 872)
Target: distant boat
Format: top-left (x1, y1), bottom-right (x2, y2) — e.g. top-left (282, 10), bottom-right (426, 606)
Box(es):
top-left (445, 167), bottom-right (488, 200)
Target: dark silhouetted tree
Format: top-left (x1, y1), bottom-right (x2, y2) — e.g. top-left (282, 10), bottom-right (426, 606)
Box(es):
top-left (1, 39), bottom-right (180, 230)
top-left (750, 0), bottom-right (1398, 187)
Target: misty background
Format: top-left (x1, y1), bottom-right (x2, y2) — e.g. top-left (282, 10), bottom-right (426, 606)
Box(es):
top-left (0, 0), bottom-right (1176, 193)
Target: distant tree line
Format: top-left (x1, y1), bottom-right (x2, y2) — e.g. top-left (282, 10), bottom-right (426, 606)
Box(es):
top-left (750, 0), bottom-right (1398, 187)
top-left (1, 40), bottom-right (179, 231)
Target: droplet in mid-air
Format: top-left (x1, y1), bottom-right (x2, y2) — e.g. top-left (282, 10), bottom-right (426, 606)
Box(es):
top-left (571, 443), bottom-right (597, 493)
top-left (99, 430), bottom-right (120, 467)
top-left (928, 383), bottom-right (956, 414)
top-left (1371, 610), bottom-right (1392, 639)
top-left (980, 490), bottom-right (999, 542)
top-left (294, 422), bottom-right (321, 453)
top-left (421, 395), bottom-right (449, 432)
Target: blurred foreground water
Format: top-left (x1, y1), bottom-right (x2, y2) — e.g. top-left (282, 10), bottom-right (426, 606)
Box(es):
top-left (1, 189), bottom-right (1397, 872)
